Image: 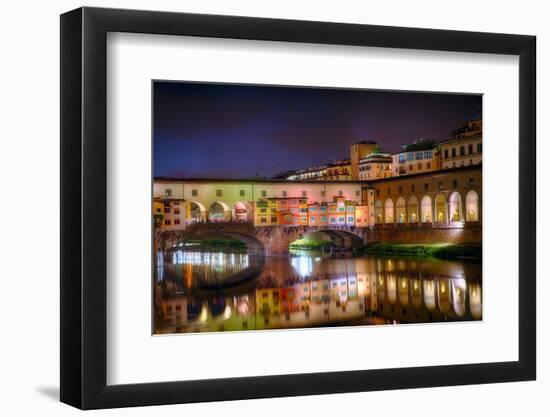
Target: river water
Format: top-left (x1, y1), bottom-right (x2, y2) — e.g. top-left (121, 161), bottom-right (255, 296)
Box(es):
top-left (154, 250), bottom-right (482, 334)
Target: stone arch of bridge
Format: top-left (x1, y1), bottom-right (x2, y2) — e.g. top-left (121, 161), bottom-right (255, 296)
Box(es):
top-left (287, 228), bottom-right (364, 249)
top-left (165, 229), bottom-right (266, 256)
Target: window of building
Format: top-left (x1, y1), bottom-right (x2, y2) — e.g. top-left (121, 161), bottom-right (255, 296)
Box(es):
top-left (261, 190), bottom-right (267, 197)
top-left (460, 146), bottom-right (465, 156)
top-left (438, 181), bottom-right (443, 190)
top-left (164, 189), bottom-right (172, 197)
top-left (444, 149), bottom-right (449, 159)
top-left (330, 218), bottom-right (336, 223)
top-left (301, 190), bottom-right (307, 197)
top-left (320, 190), bottom-right (326, 197)
top-left (260, 218), bottom-right (267, 223)
top-left (452, 148), bottom-right (456, 158)
top-left (424, 151), bottom-right (433, 159)
top-left (339, 217), bottom-right (345, 222)
top-left (453, 180), bottom-right (458, 188)
top-left (407, 153), bottom-right (414, 161)
top-left (376, 189), bottom-right (380, 196)
top-left (191, 189), bottom-right (198, 197)
top-left (348, 217), bottom-right (354, 222)
top-left (398, 186), bottom-right (403, 194)
top-left (427, 162), bottom-right (431, 169)
top-left (424, 183), bottom-right (429, 191)
top-left (174, 219), bottom-right (180, 225)
top-left (477, 143), bottom-right (482, 153)
top-left (310, 216), bottom-right (316, 222)
top-left (164, 207), bottom-right (170, 214)
top-left (417, 163), bottom-right (422, 170)
top-left (468, 144), bottom-right (473, 154)
top-left (321, 216), bottom-right (327, 222)
top-left (387, 188), bottom-right (391, 195)
top-left (355, 190), bottom-right (360, 197)
top-left (411, 185), bottom-right (415, 193)
top-left (239, 189), bottom-right (245, 197)
top-left (174, 209), bottom-right (180, 215)
top-left (469, 178), bottom-right (475, 186)
top-left (164, 219), bottom-right (171, 225)
top-left (156, 207), bottom-right (161, 213)
top-left (216, 189), bottom-right (222, 197)
top-left (338, 190), bottom-right (343, 196)
top-left (282, 190), bottom-right (287, 197)
top-left (271, 217), bottom-right (277, 223)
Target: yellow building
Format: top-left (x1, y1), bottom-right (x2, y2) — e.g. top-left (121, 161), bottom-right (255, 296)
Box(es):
top-left (358, 152), bottom-right (393, 180)
top-left (254, 198), bottom-right (278, 226)
top-left (392, 139), bottom-right (441, 177)
top-left (350, 140), bottom-right (379, 180)
top-left (440, 120), bottom-right (482, 170)
top-left (153, 197), bottom-right (186, 231)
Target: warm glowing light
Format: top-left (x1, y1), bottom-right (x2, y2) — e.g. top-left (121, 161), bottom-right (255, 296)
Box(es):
top-left (223, 305), bottom-right (231, 319)
top-left (441, 283), bottom-right (446, 293)
top-left (401, 280), bottom-right (407, 289)
top-left (413, 281), bottom-right (418, 291)
top-left (199, 305), bottom-right (208, 322)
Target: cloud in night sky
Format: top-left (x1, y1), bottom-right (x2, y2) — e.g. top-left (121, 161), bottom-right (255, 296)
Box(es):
top-left (153, 81), bottom-right (481, 179)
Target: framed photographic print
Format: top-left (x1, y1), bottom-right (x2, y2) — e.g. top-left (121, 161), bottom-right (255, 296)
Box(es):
top-left (60, 6), bottom-right (536, 409)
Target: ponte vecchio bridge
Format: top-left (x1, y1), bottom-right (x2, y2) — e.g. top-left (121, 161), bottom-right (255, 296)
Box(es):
top-left (154, 167), bottom-right (482, 256)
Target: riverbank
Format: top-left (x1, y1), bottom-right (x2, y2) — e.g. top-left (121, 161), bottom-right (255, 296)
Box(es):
top-left (289, 238), bottom-right (331, 250)
top-left (360, 242), bottom-right (482, 262)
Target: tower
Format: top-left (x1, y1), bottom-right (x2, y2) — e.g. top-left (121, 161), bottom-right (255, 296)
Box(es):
top-left (350, 141), bottom-right (378, 180)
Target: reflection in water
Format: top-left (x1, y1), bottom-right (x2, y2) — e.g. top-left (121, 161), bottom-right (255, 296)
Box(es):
top-left (154, 250), bottom-right (482, 334)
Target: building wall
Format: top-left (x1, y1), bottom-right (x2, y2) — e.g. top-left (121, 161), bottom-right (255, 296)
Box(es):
top-left (368, 166), bottom-right (482, 239)
top-left (358, 159), bottom-right (393, 181)
top-left (365, 224), bottom-right (482, 244)
top-left (440, 134), bottom-right (482, 170)
top-left (392, 148), bottom-right (441, 177)
top-left (154, 180), bottom-right (363, 214)
top-left (350, 142), bottom-right (378, 180)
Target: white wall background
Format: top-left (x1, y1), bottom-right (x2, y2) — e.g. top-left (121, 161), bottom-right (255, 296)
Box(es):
top-left (0, 0), bottom-right (546, 415)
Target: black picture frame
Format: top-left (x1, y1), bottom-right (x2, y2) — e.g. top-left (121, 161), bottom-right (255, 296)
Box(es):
top-left (60, 6), bottom-right (536, 410)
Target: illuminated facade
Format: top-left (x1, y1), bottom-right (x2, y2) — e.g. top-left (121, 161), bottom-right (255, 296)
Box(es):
top-left (369, 165), bottom-right (482, 226)
top-left (285, 159), bottom-right (352, 181)
top-left (439, 119), bottom-right (482, 170)
top-left (154, 180), bottom-right (363, 231)
top-left (253, 195), bottom-right (369, 228)
top-left (358, 152), bottom-right (393, 181)
top-left (350, 141), bottom-right (379, 180)
top-left (391, 139), bottom-right (441, 177)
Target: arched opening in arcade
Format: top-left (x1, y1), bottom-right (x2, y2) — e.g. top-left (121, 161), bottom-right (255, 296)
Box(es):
top-left (435, 193), bottom-right (448, 224)
top-left (449, 191), bottom-right (463, 222)
top-left (233, 201), bottom-right (253, 222)
top-left (208, 201), bottom-right (230, 222)
top-left (395, 197), bottom-right (406, 224)
top-left (384, 198), bottom-right (394, 224)
top-left (188, 201), bottom-right (206, 222)
top-left (408, 195), bottom-right (419, 223)
top-left (375, 200), bottom-right (383, 224)
top-left (421, 195), bottom-right (432, 223)
top-left (465, 190), bottom-right (479, 222)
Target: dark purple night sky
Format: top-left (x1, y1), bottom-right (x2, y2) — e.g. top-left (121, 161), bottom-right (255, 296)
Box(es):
top-left (153, 81), bottom-right (481, 179)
